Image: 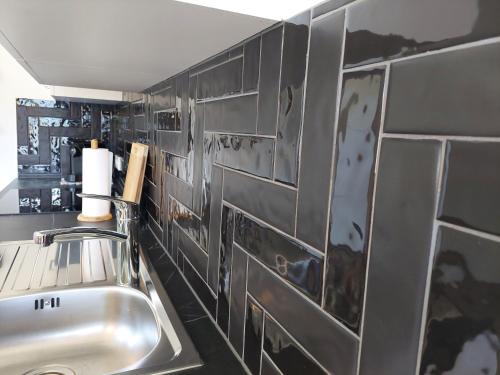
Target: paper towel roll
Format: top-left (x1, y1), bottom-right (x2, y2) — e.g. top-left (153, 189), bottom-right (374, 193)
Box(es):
top-left (81, 148), bottom-right (112, 219)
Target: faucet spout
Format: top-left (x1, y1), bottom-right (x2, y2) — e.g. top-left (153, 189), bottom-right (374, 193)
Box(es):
top-left (33, 227), bottom-right (127, 247)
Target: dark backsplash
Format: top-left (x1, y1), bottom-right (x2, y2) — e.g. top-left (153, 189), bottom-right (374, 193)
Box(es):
top-left (115, 0), bottom-right (500, 373)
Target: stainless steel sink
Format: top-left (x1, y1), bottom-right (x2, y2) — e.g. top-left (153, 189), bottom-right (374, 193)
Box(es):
top-left (0, 239), bottom-right (202, 375)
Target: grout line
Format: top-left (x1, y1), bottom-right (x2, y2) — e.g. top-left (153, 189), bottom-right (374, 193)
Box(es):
top-left (320, 9), bottom-right (348, 308)
top-left (181, 245), bottom-right (216, 299)
top-left (342, 35), bottom-right (500, 73)
top-left (437, 220), bottom-right (500, 243)
top-left (355, 63), bottom-right (391, 374)
top-left (272, 24), bottom-right (285, 181)
top-left (261, 352), bottom-right (284, 375)
top-left (219, 165), bottom-right (298, 192)
top-left (249, 293), bottom-right (331, 374)
top-left (293, 9), bottom-right (313, 238)
top-left (415, 140), bottom-right (446, 375)
top-left (382, 133), bottom-right (500, 142)
top-left (222, 200), bottom-right (324, 258)
top-left (190, 54), bottom-right (244, 77)
top-left (255, 35), bottom-right (263, 135)
top-left (204, 130), bottom-right (276, 139)
top-left (197, 90), bottom-right (258, 104)
top-left (312, 0), bottom-right (365, 22)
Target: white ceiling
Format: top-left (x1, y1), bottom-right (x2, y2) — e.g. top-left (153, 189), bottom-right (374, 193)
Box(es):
top-left (0, 0), bottom-right (275, 92)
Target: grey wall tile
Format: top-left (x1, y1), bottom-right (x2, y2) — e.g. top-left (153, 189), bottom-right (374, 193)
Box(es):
top-left (229, 243), bottom-right (248, 356)
top-left (274, 11), bottom-right (310, 186)
top-left (197, 58), bottom-right (243, 99)
top-left (312, 0), bottom-right (353, 18)
top-left (247, 257), bottom-right (359, 375)
top-left (325, 68), bottom-right (385, 333)
top-left (234, 211), bottom-right (323, 303)
top-left (359, 139), bottom-right (440, 375)
top-left (257, 26), bottom-right (283, 136)
top-left (296, 10), bottom-right (345, 250)
top-left (261, 353), bottom-right (282, 375)
top-left (244, 295), bottom-right (264, 374)
top-left (223, 169), bottom-right (297, 235)
top-left (204, 94), bottom-right (257, 134)
top-left (439, 141), bottom-right (500, 235)
top-left (344, 0), bottom-right (500, 67)
top-left (243, 37), bottom-right (261, 92)
top-left (206, 165), bottom-right (223, 292)
top-left (178, 223), bottom-right (208, 279)
top-left (420, 226), bottom-right (500, 374)
top-left (385, 43), bottom-right (500, 136)
top-left (182, 255), bottom-right (216, 317)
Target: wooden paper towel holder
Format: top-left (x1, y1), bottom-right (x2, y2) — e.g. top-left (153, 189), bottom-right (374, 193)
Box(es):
top-left (77, 141), bottom-right (149, 222)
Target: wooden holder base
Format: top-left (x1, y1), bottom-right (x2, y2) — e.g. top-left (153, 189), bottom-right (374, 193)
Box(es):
top-left (77, 213), bottom-right (113, 222)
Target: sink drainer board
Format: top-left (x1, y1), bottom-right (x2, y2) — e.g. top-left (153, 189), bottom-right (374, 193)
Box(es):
top-left (23, 365), bottom-right (76, 375)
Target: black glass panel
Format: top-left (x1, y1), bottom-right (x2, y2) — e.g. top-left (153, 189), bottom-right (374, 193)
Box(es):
top-left (420, 226), bottom-right (500, 375)
top-left (344, 0), bottom-right (500, 67)
top-left (234, 211), bottom-right (323, 303)
top-left (324, 68), bottom-right (385, 332)
top-left (244, 296), bottom-right (264, 374)
top-left (263, 315), bottom-right (326, 375)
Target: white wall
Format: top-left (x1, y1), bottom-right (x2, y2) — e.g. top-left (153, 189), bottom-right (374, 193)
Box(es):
top-left (0, 43), bottom-right (53, 191)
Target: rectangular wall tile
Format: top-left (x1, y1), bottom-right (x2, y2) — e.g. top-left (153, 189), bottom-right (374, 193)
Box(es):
top-left (244, 295), bottom-right (264, 374)
top-left (344, 0), bottom-right (500, 67)
top-left (420, 226), bottom-right (500, 374)
top-left (439, 141), bottom-right (500, 235)
top-left (216, 205), bottom-right (234, 335)
top-left (263, 315), bottom-right (326, 374)
top-left (170, 197), bottom-right (200, 245)
top-left (178, 224), bottom-right (208, 279)
top-left (234, 211), bottom-right (323, 303)
top-left (274, 11), bottom-right (310, 186)
top-left (359, 139), bottom-right (440, 375)
top-left (248, 257), bottom-right (359, 375)
top-left (213, 134), bottom-right (274, 179)
top-left (204, 94), bottom-right (258, 134)
top-left (165, 152), bottom-right (191, 184)
top-left (182, 255), bottom-right (216, 317)
top-left (223, 169), bottom-right (297, 235)
top-left (243, 37), bottom-right (261, 92)
top-left (312, 0), bottom-right (353, 18)
top-left (261, 353), bottom-right (282, 375)
top-left (324, 68), bottom-right (385, 333)
top-left (257, 26), bottom-right (283, 136)
top-left (296, 10), bottom-right (345, 250)
top-left (197, 58), bottom-right (243, 99)
top-left (229, 243), bottom-right (248, 356)
top-left (385, 43), bottom-right (500, 136)
top-left (206, 166), bottom-right (223, 292)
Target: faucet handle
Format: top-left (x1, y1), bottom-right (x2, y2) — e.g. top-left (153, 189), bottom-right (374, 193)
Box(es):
top-left (77, 193), bottom-right (139, 219)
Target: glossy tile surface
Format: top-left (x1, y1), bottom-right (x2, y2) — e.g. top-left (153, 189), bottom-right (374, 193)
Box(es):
top-left (165, 152), bottom-right (192, 184)
top-left (197, 58), bottom-right (243, 100)
top-left (204, 94), bottom-right (257, 134)
top-left (170, 197), bottom-right (200, 245)
top-left (217, 205), bottom-right (234, 335)
top-left (229, 243), bottom-right (248, 356)
top-left (213, 134), bottom-right (274, 179)
top-left (178, 224), bottom-right (208, 279)
top-left (312, 0), bottom-right (353, 18)
top-left (182, 255), bottom-right (216, 318)
top-left (439, 141), bottom-right (500, 235)
top-left (257, 26), bottom-right (283, 136)
top-left (234, 211), bottom-right (323, 303)
top-left (274, 11), bottom-right (310, 186)
top-left (223, 169), bottom-right (297, 235)
top-left (263, 315), bottom-right (326, 375)
top-left (325, 68), bottom-right (384, 332)
top-left (200, 136), bottom-right (219, 250)
top-left (385, 43), bottom-right (500, 136)
top-left (296, 10), bottom-right (345, 250)
top-left (243, 37), bottom-right (261, 92)
top-left (359, 139), bottom-right (440, 375)
top-left (156, 109), bottom-right (180, 131)
top-left (344, 0), bottom-right (500, 67)
top-left (261, 353), bottom-right (281, 375)
top-left (247, 258), bottom-right (359, 375)
top-left (244, 296), bottom-right (264, 375)
top-left (206, 166), bottom-right (223, 292)
top-left (420, 226), bottom-right (500, 375)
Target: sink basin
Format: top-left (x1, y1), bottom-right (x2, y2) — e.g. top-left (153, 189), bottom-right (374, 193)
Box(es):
top-left (0, 239), bottom-right (202, 375)
top-left (0, 286), bottom-right (166, 374)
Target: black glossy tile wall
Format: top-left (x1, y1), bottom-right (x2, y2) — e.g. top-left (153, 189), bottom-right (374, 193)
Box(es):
top-left (113, 2), bottom-right (500, 374)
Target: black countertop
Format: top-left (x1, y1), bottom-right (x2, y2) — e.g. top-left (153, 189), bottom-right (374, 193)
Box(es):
top-left (0, 200), bottom-right (245, 374)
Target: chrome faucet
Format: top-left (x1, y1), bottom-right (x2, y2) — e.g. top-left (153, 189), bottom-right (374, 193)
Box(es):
top-left (33, 194), bottom-right (141, 287)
